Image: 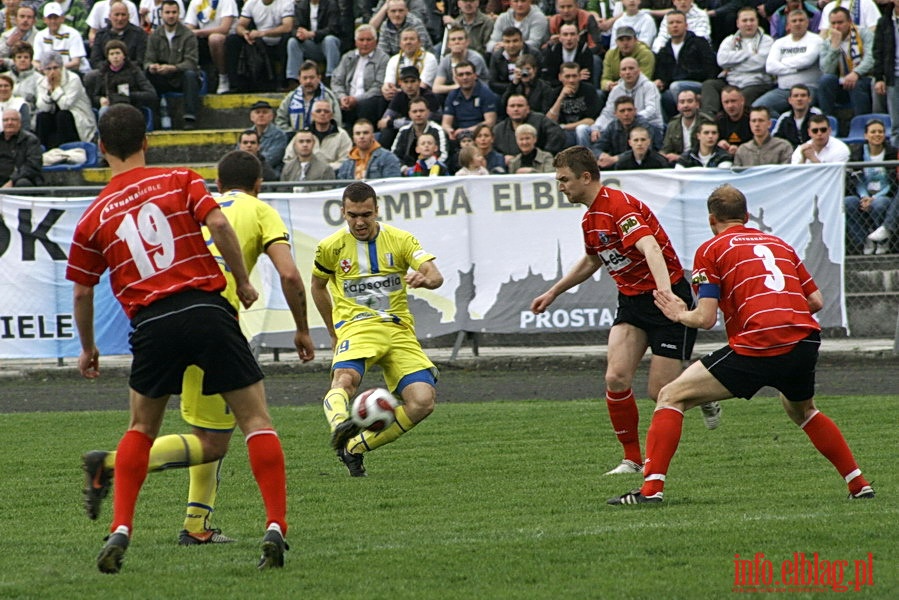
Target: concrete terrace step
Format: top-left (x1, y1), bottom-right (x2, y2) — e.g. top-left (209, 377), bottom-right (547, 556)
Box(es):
top-left (80, 162), bottom-right (218, 184)
top-left (161, 91), bottom-right (285, 130)
top-left (145, 128), bottom-right (244, 164)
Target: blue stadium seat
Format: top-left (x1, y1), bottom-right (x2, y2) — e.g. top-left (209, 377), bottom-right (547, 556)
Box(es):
top-left (842, 113), bottom-right (892, 145)
top-left (42, 141), bottom-right (99, 171)
top-left (827, 115), bottom-right (838, 134)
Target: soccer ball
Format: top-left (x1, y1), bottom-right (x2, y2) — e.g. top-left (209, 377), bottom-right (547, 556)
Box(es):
top-left (351, 388), bottom-right (399, 431)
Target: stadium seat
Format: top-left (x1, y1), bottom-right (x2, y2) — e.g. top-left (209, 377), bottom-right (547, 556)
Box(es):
top-left (842, 113), bottom-right (892, 145)
top-left (42, 141), bottom-right (99, 171)
top-left (827, 115), bottom-right (838, 134)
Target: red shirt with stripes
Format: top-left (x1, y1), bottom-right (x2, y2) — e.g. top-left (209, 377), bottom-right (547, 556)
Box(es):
top-left (66, 167), bottom-right (225, 318)
top-left (582, 186), bottom-right (684, 295)
top-left (691, 225), bottom-right (820, 356)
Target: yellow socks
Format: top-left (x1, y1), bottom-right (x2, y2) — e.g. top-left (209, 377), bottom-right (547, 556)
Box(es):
top-left (323, 388), bottom-right (350, 431)
top-left (183, 459), bottom-right (221, 533)
top-left (348, 405), bottom-right (415, 454)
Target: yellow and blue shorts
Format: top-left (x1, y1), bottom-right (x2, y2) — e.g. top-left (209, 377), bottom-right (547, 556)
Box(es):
top-left (179, 364), bottom-right (236, 432)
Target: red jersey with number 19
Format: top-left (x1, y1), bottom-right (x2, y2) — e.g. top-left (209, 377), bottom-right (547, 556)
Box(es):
top-left (691, 225), bottom-right (820, 357)
top-left (582, 186), bottom-right (684, 295)
top-left (66, 167), bottom-right (226, 318)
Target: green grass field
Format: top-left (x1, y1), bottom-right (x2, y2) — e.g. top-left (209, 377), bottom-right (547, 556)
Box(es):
top-left (0, 396), bottom-right (894, 599)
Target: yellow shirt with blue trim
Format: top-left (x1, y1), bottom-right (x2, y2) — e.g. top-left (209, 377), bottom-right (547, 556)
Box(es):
top-left (202, 190), bottom-right (290, 310)
top-left (312, 223), bottom-right (436, 329)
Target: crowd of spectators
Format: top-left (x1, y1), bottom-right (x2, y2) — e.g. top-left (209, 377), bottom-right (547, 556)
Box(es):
top-left (0, 0), bottom-right (897, 248)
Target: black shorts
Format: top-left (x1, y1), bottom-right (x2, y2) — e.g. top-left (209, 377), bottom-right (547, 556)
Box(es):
top-left (128, 289), bottom-right (264, 398)
top-left (613, 278), bottom-right (697, 361)
top-left (700, 331), bottom-right (821, 401)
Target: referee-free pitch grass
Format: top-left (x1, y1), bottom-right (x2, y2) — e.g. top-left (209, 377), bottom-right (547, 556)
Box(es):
top-left (0, 396), bottom-right (894, 599)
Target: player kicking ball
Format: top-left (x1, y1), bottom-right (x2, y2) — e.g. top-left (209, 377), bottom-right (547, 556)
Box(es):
top-left (608, 184), bottom-right (874, 505)
top-left (532, 146), bottom-right (720, 478)
top-left (311, 182), bottom-right (444, 477)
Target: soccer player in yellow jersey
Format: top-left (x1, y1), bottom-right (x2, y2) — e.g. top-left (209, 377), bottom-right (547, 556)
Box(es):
top-left (82, 150), bottom-right (315, 553)
top-left (311, 181), bottom-right (444, 476)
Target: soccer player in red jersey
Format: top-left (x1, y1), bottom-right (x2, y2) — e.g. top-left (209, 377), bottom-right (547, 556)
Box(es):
top-left (609, 184), bottom-right (874, 504)
top-left (531, 145), bottom-right (715, 477)
top-left (66, 105), bottom-right (290, 572)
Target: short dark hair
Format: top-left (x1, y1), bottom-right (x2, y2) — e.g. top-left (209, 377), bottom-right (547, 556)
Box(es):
top-left (790, 84), bottom-right (811, 95)
top-left (218, 150), bottom-right (262, 191)
top-left (707, 184), bottom-right (747, 221)
top-left (830, 6), bottom-right (851, 20)
top-left (300, 59), bottom-right (320, 75)
top-left (453, 60), bottom-right (475, 73)
top-left (560, 61), bottom-right (580, 73)
top-left (11, 42), bottom-right (33, 58)
top-left (749, 106), bottom-right (770, 119)
top-left (343, 181), bottom-right (378, 207)
top-left (808, 114), bottom-right (829, 128)
top-left (161, 0), bottom-right (180, 8)
top-left (104, 39), bottom-right (127, 58)
top-left (99, 104), bottom-right (146, 161)
top-left (553, 146), bottom-right (600, 180)
top-left (501, 26), bottom-right (522, 39)
top-left (239, 128), bottom-right (260, 143)
top-left (614, 96), bottom-right (635, 109)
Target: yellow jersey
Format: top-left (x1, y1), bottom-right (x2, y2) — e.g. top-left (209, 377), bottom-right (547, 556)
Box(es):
top-left (312, 223), bottom-right (436, 330)
top-left (202, 190), bottom-right (290, 310)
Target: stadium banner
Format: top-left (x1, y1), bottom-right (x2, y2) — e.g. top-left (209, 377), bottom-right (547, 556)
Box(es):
top-left (0, 164), bottom-right (845, 359)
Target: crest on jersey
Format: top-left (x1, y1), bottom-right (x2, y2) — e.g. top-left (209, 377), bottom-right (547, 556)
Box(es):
top-left (385, 252), bottom-right (395, 267)
top-left (340, 258), bottom-right (352, 273)
top-left (598, 232), bottom-right (609, 244)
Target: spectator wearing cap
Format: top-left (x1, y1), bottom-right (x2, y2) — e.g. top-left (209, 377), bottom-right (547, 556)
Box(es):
top-left (381, 28), bottom-right (438, 100)
top-left (90, 1), bottom-right (148, 69)
top-left (248, 99), bottom-right (288, 173)
top-left (0, 108), bottom-right (42, 187)
top-left (600, 26), bottom-right (655, 98)
top-left (34, 51), bottom-right (97, 147)
top-left (0, 73), bottom-right (29, 126)
top-left (377, 64), bottom-right (441, 150)
top-left (486, 0), bottom-right (548, 55)
top-left (541, 22), bottom-right (594, 91)
top-left (33, 2), bottom-right (88, 75)
top-left (0, 5), bottom-right (37, 71)
top-left (330, 25), bottom-right (390, 132)
top-left (85, 39), bottom-right (158, 120)
top-left (650, 0), bottom-right (711, 52)
top-left (276, 59), bottom-right (342, 135)
top-left (144, 0), bottom-right (200, 130)
top-left (608, 0), bottom-right (656, 50)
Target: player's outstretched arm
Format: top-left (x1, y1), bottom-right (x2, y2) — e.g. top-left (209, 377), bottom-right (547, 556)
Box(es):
top-left (73, 282), bottom-right (100, 379)
top-left (204, 207), bottom-right (258, 308)
top-left (530, 254), bottom-right (602, 314)
top-left (634, 235), bottom-right (672, 294)
top-left (310, 275), bottom-right (337, 349)
top-left (266, 243), bottom-right (315, 362)
top-left (405, 259), bottom-right (443, 290)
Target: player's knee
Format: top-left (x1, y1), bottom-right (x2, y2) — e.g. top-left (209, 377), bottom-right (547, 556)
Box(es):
top-left (403, 392), bottom-right (435, 422)
top-left (604, 372), bottom-right (631, 391)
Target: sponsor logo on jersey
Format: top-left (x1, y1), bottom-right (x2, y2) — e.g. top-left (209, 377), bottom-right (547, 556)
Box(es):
top-left (343, 274), bottom-right (403, 297)
top-left (340, 258), bottom-right (352, 273)
top-left (619, 216), bottom-right (641, 236)
top-left (598, 248), bottom-right (631, 271)
top-left (691, 271), bottom-right (710, 285)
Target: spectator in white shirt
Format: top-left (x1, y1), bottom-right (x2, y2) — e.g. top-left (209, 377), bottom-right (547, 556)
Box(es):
top-left (753, 9), bottom-right (823, 115)
top-left (790, 113), bottom-right (850, 163)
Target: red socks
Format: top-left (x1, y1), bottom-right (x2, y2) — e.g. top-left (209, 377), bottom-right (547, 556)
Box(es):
top-left (246, 429), bottom-right (288, 536)
top-left (640, 407), bottom-right (684, 497)
top-left (802, 411), bottom-right (869, 495)
top-left (111, 429), bottom-right (153, 534)
top-left (606, 389), bottom-right (642, 465)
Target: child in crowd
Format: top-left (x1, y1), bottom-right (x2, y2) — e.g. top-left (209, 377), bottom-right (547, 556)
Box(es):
top-left (455, 145), bottom-right (489, 175)
top-left (402, 132), bottom-right (449, 176)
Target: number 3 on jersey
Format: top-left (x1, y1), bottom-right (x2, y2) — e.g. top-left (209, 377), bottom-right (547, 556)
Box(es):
top-left (754, 244), bottom-right (785, 291)
top-left (115, 203), bottom-right (176, 278)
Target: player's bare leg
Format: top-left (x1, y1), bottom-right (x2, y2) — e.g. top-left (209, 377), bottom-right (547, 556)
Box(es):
top-left (603, 324), bottom-right (649, 474)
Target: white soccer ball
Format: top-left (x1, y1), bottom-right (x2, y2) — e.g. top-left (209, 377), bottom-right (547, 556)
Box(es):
top-left (351, 388), bottom-right (399, 431)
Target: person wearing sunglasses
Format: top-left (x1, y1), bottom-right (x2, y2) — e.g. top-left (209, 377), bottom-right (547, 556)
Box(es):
top-left (790, 113), bottom-right (849, 164)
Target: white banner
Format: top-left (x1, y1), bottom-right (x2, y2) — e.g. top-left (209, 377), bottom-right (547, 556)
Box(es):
top-left (0, 164), bottom-right (846, 359)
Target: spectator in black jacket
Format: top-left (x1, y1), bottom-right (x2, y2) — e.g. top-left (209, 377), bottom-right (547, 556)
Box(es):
top-left (0, 109), bottom-right (42, 187)
top-left (615, 126), bottom-right (672, 170)
top-left (652, 10), bottom-right (717, 121)
top-left (501, 53), bottom-right (555, 116)
top-left (85, 40), bottom-right (158, 120)
top-left (488, 27), bottom-right (540, 96)
top-left (89, 1), bottom-right (148, 67)
top-left (285, 0), bottom-right (342, 87)
top-left (540, 23), bottom-right (594, 89)
top-left (873, 1), bottom-right (899, 146)
top-left (492, 93), bottom-right (566, 161)
top-left (771, 84), bottom-right (821, 148)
